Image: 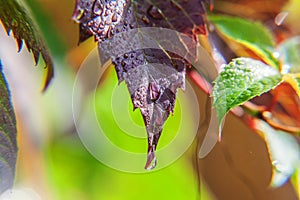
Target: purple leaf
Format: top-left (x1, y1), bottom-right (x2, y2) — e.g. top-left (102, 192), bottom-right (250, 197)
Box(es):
top-left (73, 0), bottom-right (210, 169)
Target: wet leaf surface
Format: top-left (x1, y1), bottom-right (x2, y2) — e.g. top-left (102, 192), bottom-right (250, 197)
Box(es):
top-left (213, 58), bottom-right (282, 125)
top-left (73, 0), bottom-right (210, 169)
top-left (0, 0), bottom-right (53, 90)
top-left (0, 61), bottom-right (17, 194)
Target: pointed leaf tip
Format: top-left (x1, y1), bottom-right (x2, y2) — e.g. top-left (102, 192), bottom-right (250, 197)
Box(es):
top-left (144, 131), bottom-right (162, 170)
top-left (145, 149), bottom-right (157, 170)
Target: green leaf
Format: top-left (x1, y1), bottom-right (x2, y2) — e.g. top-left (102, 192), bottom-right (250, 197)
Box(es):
top-left (278, 36), bottom-right (300, 74)
top-left (213, 58), bottom-right (282, 124)
top-left (0, 61), bottom-right (17, 194)
top-left (209, 15), bottom-right (279, 69)
top-left (0, 0), bottom-right (53, 90)
top-left (255, 119), bottom-right (300, 187)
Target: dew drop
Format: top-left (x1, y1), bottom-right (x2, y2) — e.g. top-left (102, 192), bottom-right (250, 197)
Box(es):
top-left (112, 13), bottom-right (118, 22)
top-left (142, 15), bottom-right (150, 24)
top-left (281, 64), bottom-right (291, 74)
top-left (272, 160), bottom-right (286, 173)
top-left (93, 3), bottom-right (103, 16)
top-left (72, 7), bottom-right (84, 23)
top-left (129, 24), bottom-right (135, 29)
top-left (107, 26), bottom-right (113, 38)
top-left (93, 16), bottom-right (101, 26)
top-left (87, 20), bottom-right (94, 27)
top-left (110, 1), bottom-right (117, 7)
top-left (110, 28), bottom-right (115, 35)
top-left (149, 82), bottom-right (160, 102)
top-left (105, 9), bottom-right (110, 16)
top-left (99, 23), bottom-right (105, 29)
top-left (275, 11), bottom-right (289, 26)
top-left (272, 51), bottom-right (280, 59)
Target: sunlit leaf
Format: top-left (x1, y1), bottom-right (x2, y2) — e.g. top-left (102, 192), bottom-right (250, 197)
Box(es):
top-left (0, 61), bottom-right (17, 194)
top-left (255, 119), bottom-right (300, 187)
top-left (213, 58), bottom-right (282, 124)
top-left (209, 15), bottom-right (279, 69)
top-left (73, 0), bottom-right (210, 169)
top-left (0, 0), bottom-right (53, 90)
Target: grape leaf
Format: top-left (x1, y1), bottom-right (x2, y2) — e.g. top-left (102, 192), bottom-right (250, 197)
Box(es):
top-left (72, 0), bottom-right (210, 169)
top-left (0, 61), bottom-right (17, 194)
top-left (0, 0), bottom-right (53, 90)
top-left (255, 119), bottom-right (300, 187)
top-left (209, 15), bottom-right (279, 69)
top-left (213, 58), bottom-right (282, 125)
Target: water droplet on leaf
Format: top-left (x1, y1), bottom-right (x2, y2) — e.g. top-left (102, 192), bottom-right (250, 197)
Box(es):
top-left (149, 82), bottom-right (161, 102)
top-left (281, 64), bottom-right (291, 74)
top-left (72, 7), bottom-right (84, 23)
top-left (275, 12), bottom-right (289, 26)
top-left (142, 15), bottom-right (150, 24)
top-left (272, 160), bottom-right (286, 173)
top-left (112, 13), bottom-right (117, 22)
top-left (272, 51), bottom-right (280, 59)
top-left (93, 3), bottom-right (103, 16)
top-left (129, 24), bottom-right (135, 29)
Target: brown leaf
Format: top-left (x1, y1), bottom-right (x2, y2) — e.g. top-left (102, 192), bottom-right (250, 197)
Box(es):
top-left (263, 82), bottom-right (300, 134)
